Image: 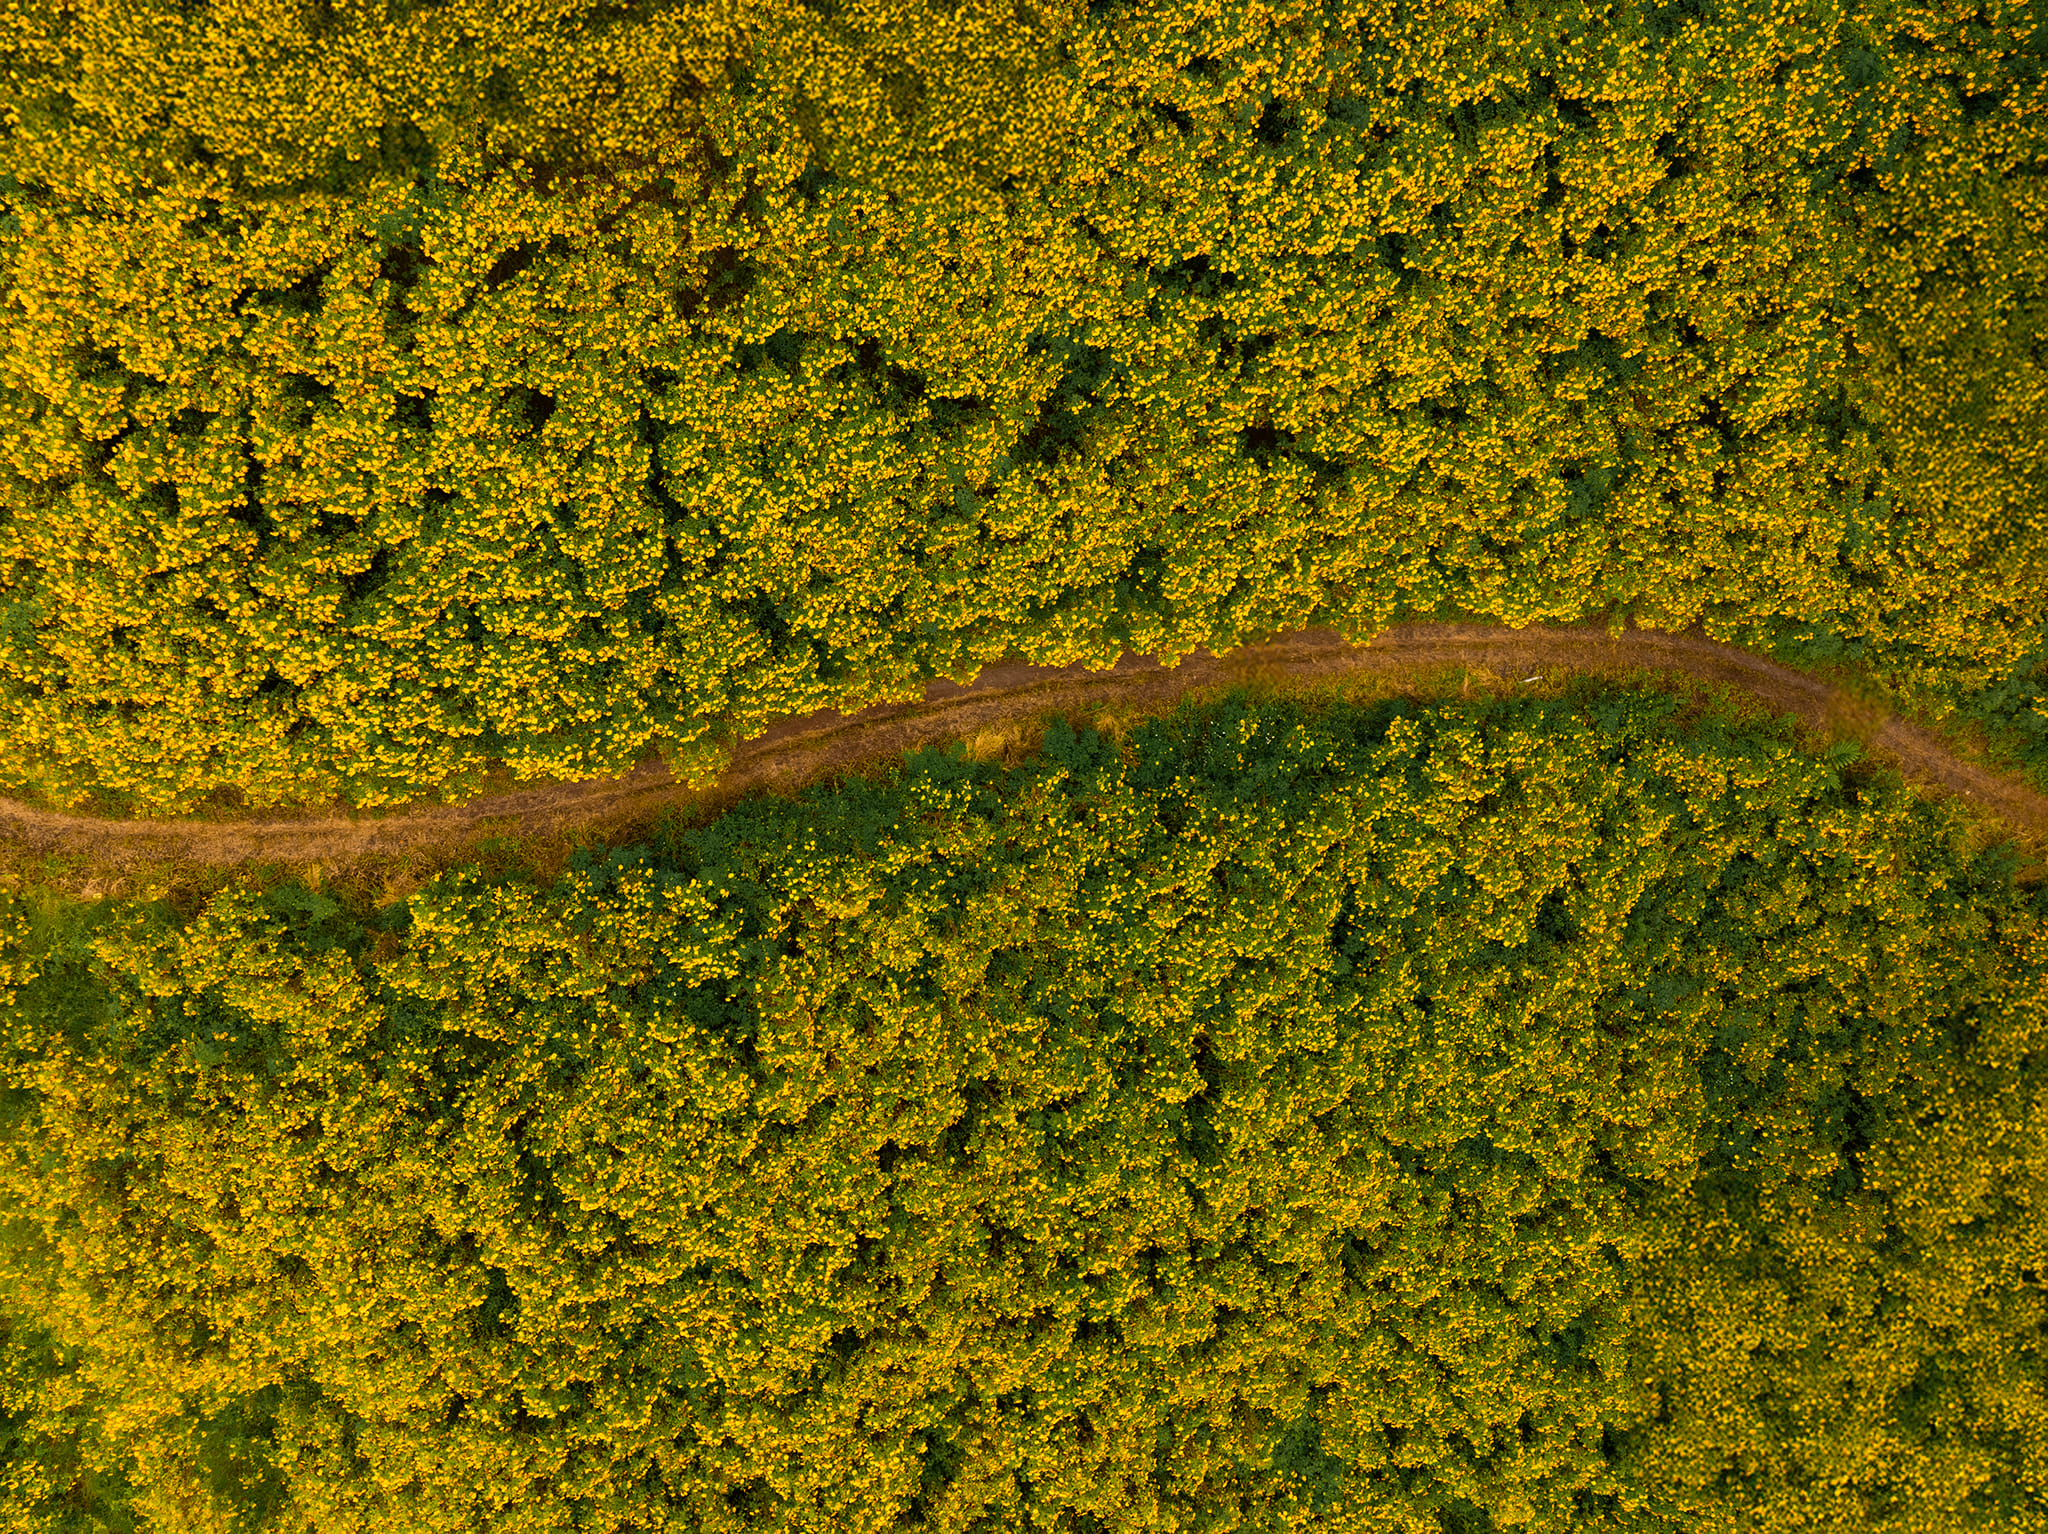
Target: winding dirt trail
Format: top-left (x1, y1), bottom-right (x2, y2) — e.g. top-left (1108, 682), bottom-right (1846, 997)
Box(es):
top-left (3, 622), bottom-right (2044, 872)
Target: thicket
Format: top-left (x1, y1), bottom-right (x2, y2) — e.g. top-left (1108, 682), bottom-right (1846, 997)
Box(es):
top-left (0, 0), bottom-right (2043, 811)
top-left (0, 690), bottom-right (2041, 1533)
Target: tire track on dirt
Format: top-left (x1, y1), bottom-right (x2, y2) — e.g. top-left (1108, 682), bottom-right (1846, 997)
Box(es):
top-left (4, 622), bottom-right (2044, 870)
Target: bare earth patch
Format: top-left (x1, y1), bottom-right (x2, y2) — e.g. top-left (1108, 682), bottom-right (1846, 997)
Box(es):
top-left (4, 623), bottom-right (2044, 876)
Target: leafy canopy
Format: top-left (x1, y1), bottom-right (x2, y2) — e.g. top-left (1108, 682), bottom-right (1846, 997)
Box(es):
top-left (0, 0), bottom-right (2042, 809)
top-left (0, 689), bottom-right (2041, 1532)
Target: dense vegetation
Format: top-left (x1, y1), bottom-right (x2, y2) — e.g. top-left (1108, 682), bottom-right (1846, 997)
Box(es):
top-left (0, 689), bottom-right (2041, 1533)
top-left (0, 0), bottom-right (2043, 810)
top-left (2, 1), bottom-right (2043, 1530)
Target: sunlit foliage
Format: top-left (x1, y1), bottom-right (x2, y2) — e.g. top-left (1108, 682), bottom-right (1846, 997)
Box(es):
top-left (0, 692), bottom-right (2041, 1531)
top-left (0, 0), bottom-right (2041, 809)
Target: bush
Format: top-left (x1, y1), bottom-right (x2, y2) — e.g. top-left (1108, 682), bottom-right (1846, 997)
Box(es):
top-left (0, 0), bottom-right (2041, 809)
top-left (0, 690), bottom-right (2041, 1531)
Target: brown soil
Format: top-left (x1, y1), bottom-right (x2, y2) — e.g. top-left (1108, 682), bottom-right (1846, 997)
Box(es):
top-left (4, 622), bottom-right (2045, 875)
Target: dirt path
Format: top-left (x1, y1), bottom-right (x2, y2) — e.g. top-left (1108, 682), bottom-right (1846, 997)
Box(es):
top-left (3, 622), bottom-right (2045, 872)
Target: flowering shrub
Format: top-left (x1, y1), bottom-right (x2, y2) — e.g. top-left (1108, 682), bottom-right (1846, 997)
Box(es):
top-left (0, 0), bottom-right (2041, 809)
top-left (1, 690), bottom-right (2041, 1531)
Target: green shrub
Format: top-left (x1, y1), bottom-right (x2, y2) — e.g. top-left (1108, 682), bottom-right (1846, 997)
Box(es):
top-left (0, 0), bottom-right (2042, 810)
top-left (0, 690), bottom-right (2041, 1531)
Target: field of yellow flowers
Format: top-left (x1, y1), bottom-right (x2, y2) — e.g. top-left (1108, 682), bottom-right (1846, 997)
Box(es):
top-left (2, 689), bottom-right (2044, 1531)
top-left (0, 0), bottom-right (2041, 811)
top-left (1, 1), bottom-right (2044, 1530)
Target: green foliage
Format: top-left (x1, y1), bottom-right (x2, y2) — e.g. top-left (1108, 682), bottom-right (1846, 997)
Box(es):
top-left (0, 0), bottom-right (2042, 809)
top-left (0, 691), bottom-right (2041, 1532)
top-left (0, 1317), bottom-right (136, 1534)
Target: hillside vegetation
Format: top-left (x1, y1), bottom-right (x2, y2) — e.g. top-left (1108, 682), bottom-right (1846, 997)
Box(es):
top-left (1, 690), bottom-right (2042, 1533)
top-left (0, 0), bottom-right (2043, 810)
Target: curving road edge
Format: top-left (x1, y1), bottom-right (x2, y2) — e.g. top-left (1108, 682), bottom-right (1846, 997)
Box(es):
top-left (3, 623), bottom-right (2044, 872)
